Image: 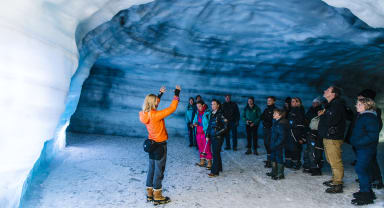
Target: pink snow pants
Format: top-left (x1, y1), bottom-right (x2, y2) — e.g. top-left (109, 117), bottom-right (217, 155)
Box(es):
top-left (196, 130), bottom-right (212, 160)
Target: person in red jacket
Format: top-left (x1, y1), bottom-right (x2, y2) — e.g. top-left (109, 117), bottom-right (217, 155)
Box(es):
top-left (139, 85), bottom-right (181, 205)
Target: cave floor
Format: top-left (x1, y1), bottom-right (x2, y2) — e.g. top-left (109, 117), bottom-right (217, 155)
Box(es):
top-left (23, 132), bottom-right (383, 208)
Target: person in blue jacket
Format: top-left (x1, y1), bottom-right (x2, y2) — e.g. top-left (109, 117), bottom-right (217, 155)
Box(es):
top-left (266, 108), bottom-right (289, 180)
top-left (185, 97), bottom-right (197, 147)
top-left (350, 98), bottom-right (380, 206)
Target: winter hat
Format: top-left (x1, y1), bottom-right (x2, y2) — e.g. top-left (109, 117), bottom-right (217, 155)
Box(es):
top-left (285, 97), bottom-right (291, 103)
top-left (312, 96), bottom-right (323, 103)
top-left (358, 89), bottom-right (376, 100)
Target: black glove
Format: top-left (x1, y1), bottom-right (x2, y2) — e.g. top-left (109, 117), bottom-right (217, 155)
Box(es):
top-left (157, 92), bottom-right (163, 99)
top-left (174, 89), bottom-right (180, 97)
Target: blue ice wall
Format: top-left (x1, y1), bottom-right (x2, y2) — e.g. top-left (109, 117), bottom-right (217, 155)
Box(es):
top-left (67, 0), bottom-right (384, 139)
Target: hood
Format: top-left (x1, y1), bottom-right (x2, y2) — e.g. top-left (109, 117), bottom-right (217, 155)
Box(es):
top-left (139, 111), bottom-right (151, 124)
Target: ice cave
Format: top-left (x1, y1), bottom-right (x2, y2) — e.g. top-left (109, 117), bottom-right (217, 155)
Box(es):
top-left (0, 0), bottom-right (384, 207)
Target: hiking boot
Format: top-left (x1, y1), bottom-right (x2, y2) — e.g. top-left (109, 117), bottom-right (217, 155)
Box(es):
top-left (245, 148), bottom-right (252, 155)
top-left (266, 162), bottom-right (277, 177)
top-left (153, 189), bottom-right (171, 205)
top-left (146, 187), bottom-right (154, 202)
top-left (325, 184), bottom-right (343, 194)
top-left (206, 160), bottom-right (212, 170)
top-left (323, 180), bottom-right (334, 187)
top-left (310, 168), bottom-right (322, 176)
top-left (195, 159), bottom-right (206, 167)
top-left (208, 173), bottom-right (219, 178)
top-left (292, 161), bottom-right (301, 170)
top-left (353, 190), bottom-right (376, 200)
top-left (284, 160), bottom-right (293, 169)
top-left (272, 163), bottom-right (285, 180)
top-left (253, 149), bottom-right (259, 155)
top-left (351, 192), bottom-right (374, 206)
top-left (302, 168), bottom-right (311, 173)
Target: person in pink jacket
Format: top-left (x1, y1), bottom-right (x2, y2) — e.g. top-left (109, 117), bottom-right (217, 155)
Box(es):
top-left (193, 100), bottom-right (213, 169)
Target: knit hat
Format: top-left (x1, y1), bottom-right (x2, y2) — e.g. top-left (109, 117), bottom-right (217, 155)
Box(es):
top-left (312, 96), bottom-right (323, 103)
top-left (358, 89), bottom-right (376, 100)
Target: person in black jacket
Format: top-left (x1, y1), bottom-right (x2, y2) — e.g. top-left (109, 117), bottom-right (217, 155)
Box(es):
top-left (285, 97), bottom-right (306, 170)
top-left (318, 86), bottom-right (346, 194)
top-left (266, 108), bottom-right (289, 180)
top-left (222, 94), bottom-right (240, 151)
top-left (206, 99), bottom-right (228, 177)
top-left (302, 97), bottom-right (324, 175)
top-left (261, 96), bottom-right (277, 168)
top-left (350, 98), bottom-right (380, 206)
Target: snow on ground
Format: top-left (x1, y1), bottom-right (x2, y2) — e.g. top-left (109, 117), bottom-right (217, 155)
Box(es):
top-left (23, 132), bottom-right (383, 208)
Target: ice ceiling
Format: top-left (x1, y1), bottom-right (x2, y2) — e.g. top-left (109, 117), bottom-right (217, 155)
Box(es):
top-left (68, 0), bottom-right (384, 137)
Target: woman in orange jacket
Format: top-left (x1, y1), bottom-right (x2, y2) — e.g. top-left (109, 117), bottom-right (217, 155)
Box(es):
top-left (139, 85), bottom-right (181, 205)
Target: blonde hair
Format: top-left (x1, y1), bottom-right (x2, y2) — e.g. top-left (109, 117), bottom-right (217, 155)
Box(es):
top-left (357, 98), bottom-right (376, 111)
top-left (142, 94), bottom-right (158, 112)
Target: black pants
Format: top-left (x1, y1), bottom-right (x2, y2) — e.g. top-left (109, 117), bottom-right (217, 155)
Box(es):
top-left (211, 137), bottom-right (223, 175)
top-left (187, 125), bottom-right (196, 146)
top-left (263, 127), bottom-right (272, 160)
top-left (306, 131), bottom-right (324, 169)
top-left (225, 122), bottom-right (238, 149)
top-left (246, 125), bottom-right (259, 150)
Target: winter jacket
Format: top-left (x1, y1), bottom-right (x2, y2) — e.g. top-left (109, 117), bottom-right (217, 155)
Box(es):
top-left (242, 104), bottom-right (262, 126)
top-left (261, 104), bottom-right (277, 128)
top-left (318, 97), bottom-right (346, 140)
top-left (305, 105), bottom-right (323, 126)
top-left (270, 118), bottom-right (289, 151)
top-left (185, 104), bottom-right (197, 125)
top-left (206, 110), bottom-right (228, 139)
top-left (350, 111), bottom-right (380, 149)
top-left (222, 101), bottom-right (240, 123)
top-left (139, 96), bottom-right (179, 142)
top-left (345, 107), bottom-right (382, 143)
top-left (193, 109), bottom-right (211, 134)
top-left (288, 107), bottom-right (307, 143)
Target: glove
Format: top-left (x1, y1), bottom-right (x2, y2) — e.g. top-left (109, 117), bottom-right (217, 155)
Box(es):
top-left (157, 92), bottom-right (163, 99)
top-left (174, 88), bottom-right (180, 97)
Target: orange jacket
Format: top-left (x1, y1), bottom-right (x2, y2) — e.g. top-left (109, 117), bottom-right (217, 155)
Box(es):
top-left (139, 96), bottom-right (179, 142)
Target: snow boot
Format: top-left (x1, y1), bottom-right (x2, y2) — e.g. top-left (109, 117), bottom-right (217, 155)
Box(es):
top-left (245, 148), bottom-right (252, 155)
top-left (323, 180), bottom-right (334, 187)
top-left (351, 192), bottom-right (374, 206)
top-left (146, 187), bottom-right (154, 202)
top-left (253, 149), bottom-right (259, 155)
top-left (266, 162), bottom-right (277, 177)
top-left (272, 163), bottom-right (285, 180)
top-left (325, 184), bottom-right (343, 194)
top-left (284, 159), bottom-right (293, 169)
top-left (153, 189), bottom-right (171, 205)
top-left (310, 168), bottom-right (322, 176)
top-left (206, 160), bottom-right (212, 170)
top-left (196, 159), bottom-right (206, 167)
top-left (292, 160), bottom-right (301, 170)
top-left (353, 190), bottom-right (376, 200)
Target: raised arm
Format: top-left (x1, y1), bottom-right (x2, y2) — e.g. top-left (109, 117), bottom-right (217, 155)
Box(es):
top-left (152, 86), bottom-right (181, 121)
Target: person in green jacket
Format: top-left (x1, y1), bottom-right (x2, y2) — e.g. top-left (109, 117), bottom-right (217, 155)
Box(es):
top-left (243, 96), bottom-right (262, 155)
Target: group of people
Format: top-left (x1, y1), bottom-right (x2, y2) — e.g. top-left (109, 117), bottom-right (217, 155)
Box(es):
top-left (139, 85), bottom-right (382, 206)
